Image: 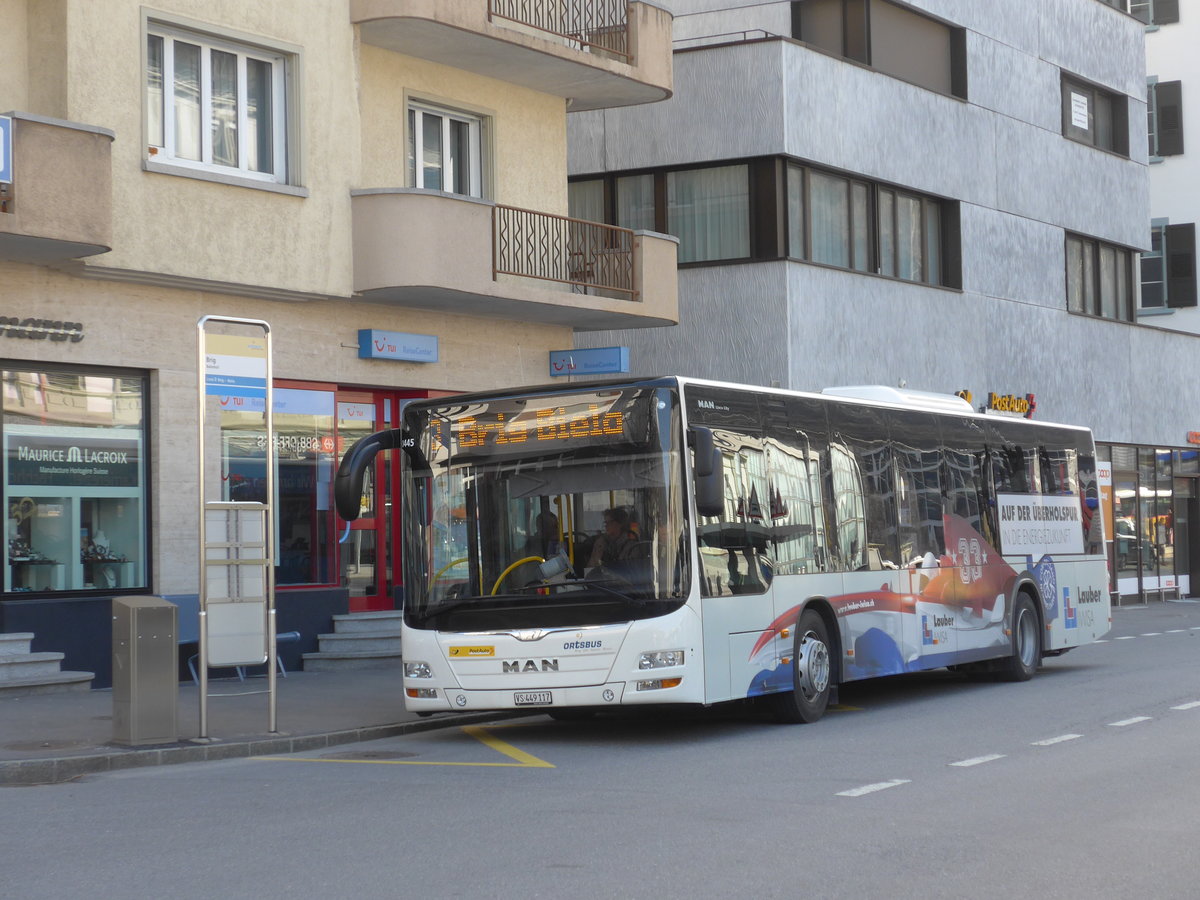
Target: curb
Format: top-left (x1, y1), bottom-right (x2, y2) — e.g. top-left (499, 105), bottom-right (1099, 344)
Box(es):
top-left (0, 711), bottom-right (528, 787)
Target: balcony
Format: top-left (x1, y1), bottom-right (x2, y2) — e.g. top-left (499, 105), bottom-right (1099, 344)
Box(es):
top-left (0, 113), bottom-right (113, 263)
top-left (350, 0), bottom-right (672, 111)
top-left (351, 189), bottom-right (678, 330)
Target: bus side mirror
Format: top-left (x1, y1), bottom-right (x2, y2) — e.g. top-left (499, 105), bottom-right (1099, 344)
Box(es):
top-left (690, 426), bottom-right (715, 476)
top-left (690, 427), bottom-right (724, 517)
top-left (334, 428), bottom-right (405, 521)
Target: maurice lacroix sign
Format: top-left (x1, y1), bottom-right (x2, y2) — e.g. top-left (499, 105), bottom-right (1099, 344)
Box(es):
top-left (7, 435), bottom-right (139, 487)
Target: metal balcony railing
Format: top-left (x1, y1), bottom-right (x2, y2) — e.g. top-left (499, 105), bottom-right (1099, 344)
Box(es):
top-left (493, 205), bottom-right (636, 300)
top-left (488, 0), bottom-right (631, 62)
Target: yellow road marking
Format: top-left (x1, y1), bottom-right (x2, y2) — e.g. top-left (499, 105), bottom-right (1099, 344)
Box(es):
top-left (255, 724), bottom-right (555, 769)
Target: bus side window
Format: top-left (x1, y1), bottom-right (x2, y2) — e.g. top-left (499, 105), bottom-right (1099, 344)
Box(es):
top-left (697, 432), bottom-right (774, 597)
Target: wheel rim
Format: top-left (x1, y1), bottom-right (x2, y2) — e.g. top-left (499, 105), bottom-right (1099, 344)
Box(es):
top-left (797, 629), bottom-right (831, 701)
top-left (1016, 606), bottom-right (1038, 667)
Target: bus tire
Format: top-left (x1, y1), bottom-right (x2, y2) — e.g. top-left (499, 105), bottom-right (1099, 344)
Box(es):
top-left (770, 608), bottom-right (833, 724)
top-left (999, 592), bottom-right (1041, 682)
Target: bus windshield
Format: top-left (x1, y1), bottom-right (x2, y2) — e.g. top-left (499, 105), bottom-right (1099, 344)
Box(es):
top-left (401, 385), bottom-right (691, 631)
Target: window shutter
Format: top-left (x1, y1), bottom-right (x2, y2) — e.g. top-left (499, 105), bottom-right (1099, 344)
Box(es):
top-left (1166, 223), bottom-right (1196, 308)
top-left (1154, 0), bottom-right (1180, 26)
top-left (1156, 81), bottom-right (1184, 156)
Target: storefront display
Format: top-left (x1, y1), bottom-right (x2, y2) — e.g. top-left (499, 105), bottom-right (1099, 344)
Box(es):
top-left (3, 368), bottom-right (147, 594)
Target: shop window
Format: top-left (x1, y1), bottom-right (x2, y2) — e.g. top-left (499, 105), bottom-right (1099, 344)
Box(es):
top-left (220, 386), bottom-right (337, 586)
top-left (146, 20), bottom-right (295, 185)
top-left (3, 369), bottom-right (148, 594)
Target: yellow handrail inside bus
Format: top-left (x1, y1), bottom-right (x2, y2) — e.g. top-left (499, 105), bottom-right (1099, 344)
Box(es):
top-left (432, 556), bottom-right (469, 584)
top-left (491, 556), bottom-right (544, 595)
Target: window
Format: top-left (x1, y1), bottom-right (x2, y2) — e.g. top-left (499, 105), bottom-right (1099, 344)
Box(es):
top-left (788, 162), bottom-right (946, 285)
top-left (1147, 80), bottom-right (1184, 158)
top-left (667, 165), bottom-right (750, 264)
top-left (407, 102), bottom-right (485, 198)
top-left (220, 386), bottom-right (338, 587)
top-left (146, 23), bottom-right (290, 183)
top-left (3, 367), bottom-right (149, 595)
top-left (1062, 75), bottom-right (1129, 155)
top-left (1131, 0), bottom-right (1180, 25)
top-left (571, 158), bottom-right (958, 284)
top-left (1066, 233), bottom-right (1136, 322)
top-left (792, 0), bottom-right (967, 99)
top-left (1141, 222), bottom-right (1197, 309)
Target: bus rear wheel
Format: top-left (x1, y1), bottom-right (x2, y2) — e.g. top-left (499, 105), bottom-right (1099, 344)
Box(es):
top-left (770, 609), bottom-right (833, 724)
top-left (999, 593), bottom-right (1041, 682)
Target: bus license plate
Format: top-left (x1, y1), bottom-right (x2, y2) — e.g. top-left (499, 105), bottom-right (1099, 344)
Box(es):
top-left (514, 691), bottom-right (553, 706)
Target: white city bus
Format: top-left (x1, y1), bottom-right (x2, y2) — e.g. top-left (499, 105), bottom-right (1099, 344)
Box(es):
top-left (334, 377), bottom-right (1110, 723)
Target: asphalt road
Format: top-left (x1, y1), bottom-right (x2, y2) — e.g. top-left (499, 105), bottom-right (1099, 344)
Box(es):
top-left (6, 602), bottom-right (1199, 900)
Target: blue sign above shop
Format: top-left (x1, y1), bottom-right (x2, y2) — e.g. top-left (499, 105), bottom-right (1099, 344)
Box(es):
top-left (548, 347), bottom-right (630, 377)
top-left (0, 116), bottom-right (11, 184)
top-left (358, 329), bottom-right (438, 363)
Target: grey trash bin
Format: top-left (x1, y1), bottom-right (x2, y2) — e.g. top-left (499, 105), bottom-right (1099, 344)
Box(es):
top-left (112, 596), bottom-right (178, 745)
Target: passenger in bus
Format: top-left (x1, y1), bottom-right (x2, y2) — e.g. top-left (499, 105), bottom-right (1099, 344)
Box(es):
top-left (587, 507), bottom-right (638, 569)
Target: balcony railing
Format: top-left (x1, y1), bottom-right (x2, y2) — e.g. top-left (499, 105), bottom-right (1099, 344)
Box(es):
top-left (489, 0), bottom-right (631, 62)
top-left (493, 205), bottom-right (636, 300)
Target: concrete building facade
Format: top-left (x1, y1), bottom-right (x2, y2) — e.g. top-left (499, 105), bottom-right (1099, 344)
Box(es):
top-left (569, 0), bottom-right (1194, 602)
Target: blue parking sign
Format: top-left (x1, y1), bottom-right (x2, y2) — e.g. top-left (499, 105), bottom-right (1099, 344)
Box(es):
top-left (0, 116), bottom-right (11, 184)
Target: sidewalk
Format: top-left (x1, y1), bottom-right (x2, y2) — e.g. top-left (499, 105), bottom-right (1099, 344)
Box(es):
top-left (0, 664), bottom-right (513, 786)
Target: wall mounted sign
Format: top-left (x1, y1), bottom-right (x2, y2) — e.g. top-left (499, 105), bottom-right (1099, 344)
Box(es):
top-left (548, 346), bottom-right (630, 377)
top-left (358, 329), bottom-right (438, 363)
top-left (7, 435), bottom-right (140, 487)
top-left (0, 317), bottom-right (84, 342)
top-left (0, 115), bottom-right (11, 184)
top-left (1187, 432), bottom-right (1200, 445)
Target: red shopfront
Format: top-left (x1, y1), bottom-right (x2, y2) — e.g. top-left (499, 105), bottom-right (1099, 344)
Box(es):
top-left (223, 381), bottom-right (445, 612)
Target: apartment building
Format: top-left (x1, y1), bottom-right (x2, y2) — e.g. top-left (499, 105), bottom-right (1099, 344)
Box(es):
top-left (1138, 0), bottom-right (1197, 326)
top-left (0, 0), bottom-right (677, 684)
top-left (569, 0), bottom-right (1196, 602)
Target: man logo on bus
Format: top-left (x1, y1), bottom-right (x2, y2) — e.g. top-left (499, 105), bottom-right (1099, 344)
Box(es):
top-left (502, 659), bottom-right (559, 673)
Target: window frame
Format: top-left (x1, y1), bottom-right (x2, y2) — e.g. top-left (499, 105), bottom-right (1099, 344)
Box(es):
top-left (1061, 74), bottom-right (1130, 157)
top-left (1147, 79), bottom-right (1184, 159)
top-left (406, 99), bottom-right (488, 199)
top-left (1065, 232), bottom-right (1137, 323)
top-left (144, 18), bottom-right (297, 189)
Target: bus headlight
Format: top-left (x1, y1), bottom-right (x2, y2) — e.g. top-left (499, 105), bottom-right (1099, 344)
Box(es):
top-left (406, 688), bottom-right (438, 699)
top-left (639, 650), bottom-right (684, 669)
top-left (405, 661), bottom-right (432, 679)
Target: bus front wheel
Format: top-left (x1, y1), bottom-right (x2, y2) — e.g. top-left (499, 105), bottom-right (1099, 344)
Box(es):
top-left (999, 593), bottom-right (1041, 682)
top-left (770, 609), bottom-right (833, 724)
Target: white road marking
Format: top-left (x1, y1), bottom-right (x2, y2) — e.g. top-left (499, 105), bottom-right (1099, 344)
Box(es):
top-left (949, 754), bottom-right (1005, 767)
top-left (1108, 716), bottom-right (1152, 727)
top-left (1115, 635), bottom-right (1138, 640)
top-left (1171, 701), bottom-right (1200, 711)
top-left (1141, 632), bottom-right (1163, 637)
top-left (837, 779), bottom-right (911, 797)
top-left (1091, 639), bottom-right (1110, 643)
top-left (1165, 629), bottom-right (1187, 634)
top-left (1031, 734), bottom-right (1082, 746)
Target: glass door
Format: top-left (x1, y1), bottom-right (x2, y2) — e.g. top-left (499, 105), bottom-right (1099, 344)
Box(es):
top-left (336, 393), bottom-right (386, 611)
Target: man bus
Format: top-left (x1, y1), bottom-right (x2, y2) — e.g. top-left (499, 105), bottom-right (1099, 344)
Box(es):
top-left (334, 377), bottom-right (1110, 723)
